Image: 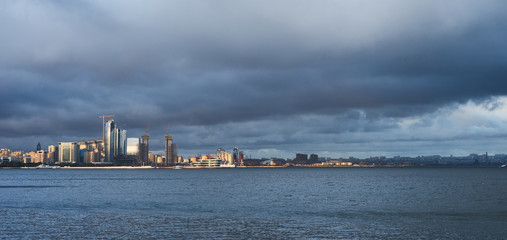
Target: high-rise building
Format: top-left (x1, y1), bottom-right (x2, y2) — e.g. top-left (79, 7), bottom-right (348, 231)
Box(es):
top-left (116, 129), bottom-right (127, 157)
top-left (165, 136), bottom-right (177, 166)
top-left (104, 119), bottom-right (115, 163)
top-left (58, 142), bottom-right (79, 163)
top-left (140, 135), bottom-right (149, 164)
top-left (36, 142), bottom-right (41, 151)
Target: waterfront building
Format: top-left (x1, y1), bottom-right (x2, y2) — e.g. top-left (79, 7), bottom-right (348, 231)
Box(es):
top-left (198, 158), bottom-right (221, 167)
top-left (116, 129), bottom-right (127, 157)
top-left (36, 150), bottom-right (47, 164)
top-left (11, 151), bottom-right (24, 162)
top-left (0, 149), bottom-right (11, 157)
top-left (104, 119), bottom-right (115, 163)
top-left (165, 136), bottom-right (176, 165)
top-left (140, 135), bottom-right (149, 164)
top-left (81, 140), bottom-right (99, 163)
top-left (217, 148), bottom-right (233, 165)
top-left (309, 154), bottom-right (319, 163)
top-left (47, 145), bottom-right (58, 164)
top-left (58, 142), bottom-right (79, 164)
top-left (23, 155), bottom-right (32, 164)
top-left (295, 153), bottom-right (308, 163)
top-left (103, 119), bottom-right (128, 162)
top-left (231, 147), bottom-right (244, 166)
top-left (190, 156), bottom-right (199, 163)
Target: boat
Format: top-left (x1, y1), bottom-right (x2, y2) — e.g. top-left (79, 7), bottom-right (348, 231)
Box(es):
top-left (500, 164), bottom-right (506, 168)
top-left (36, 164), bottom-right (60, 169)
top-left (219, 163), bottom-right (236, 168)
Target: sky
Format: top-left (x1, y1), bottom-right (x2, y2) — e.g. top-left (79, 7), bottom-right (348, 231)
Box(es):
top-left (1, 0), bottom-right (507, 159)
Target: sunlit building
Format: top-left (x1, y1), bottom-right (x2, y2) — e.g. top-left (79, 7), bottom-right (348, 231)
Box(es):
top-left (47, 145), bottom-right (57, 163)
top-left (127, 138), bottom-right (140, 156)
top-left (217, 148), bottom-right (233, 165)
top-left (116, 129), bottom-right (127, 157)
top-left (58, 142), bottom-right (79, 164)
top-left (0, 149), bottom-right (11, 158)
top-left (11, 151), bottom-right (24, 162)
top-left (104, 119), bottom-right (115, 163)
top-left (36, 150), bottom-right (47, 164)
top-left (199, 158), bottom-right (221, 167)
top-left (24, 151), bottom-right (37, 164)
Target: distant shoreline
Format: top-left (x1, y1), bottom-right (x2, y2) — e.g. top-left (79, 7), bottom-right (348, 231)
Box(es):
top-left (0, 165), bottom-right (503, 169)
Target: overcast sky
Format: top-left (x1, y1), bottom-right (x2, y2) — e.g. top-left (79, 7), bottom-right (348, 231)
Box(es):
top-left (1, 0), bottom-right (507, 158)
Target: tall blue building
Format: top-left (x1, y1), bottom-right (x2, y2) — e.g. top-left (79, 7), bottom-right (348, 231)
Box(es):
top-left (104, 119), bottom-right (115, 162)
top-left (116, 129), bottom-right (127, 157)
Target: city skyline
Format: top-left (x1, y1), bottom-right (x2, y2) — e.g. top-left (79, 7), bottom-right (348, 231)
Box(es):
top-left (2, 1), bottom-right (507, 158)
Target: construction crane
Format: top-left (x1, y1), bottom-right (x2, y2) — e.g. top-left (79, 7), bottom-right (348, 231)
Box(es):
top-left (146, 120), bottom-right (150, 136)
top-left (166, 123), bottom-right (170, 136)
top-left (99, 114), bottom-right (115, 141)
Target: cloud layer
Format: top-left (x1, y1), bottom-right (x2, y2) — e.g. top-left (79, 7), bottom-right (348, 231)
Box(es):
top-left (1, 0), bottom-right (507, 158)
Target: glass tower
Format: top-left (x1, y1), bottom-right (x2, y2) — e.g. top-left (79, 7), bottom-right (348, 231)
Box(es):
top-left (104, 119), bottom-right (115, 162)
top-left (118, 129), bottom-right (127, 157)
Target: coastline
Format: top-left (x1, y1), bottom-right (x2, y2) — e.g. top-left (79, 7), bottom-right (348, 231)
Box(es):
top-left (1, 164), bottom-right (503, 169)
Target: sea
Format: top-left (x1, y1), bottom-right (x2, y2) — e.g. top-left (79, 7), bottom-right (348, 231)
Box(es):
top-left (0, 167), bottom-right (506, 239)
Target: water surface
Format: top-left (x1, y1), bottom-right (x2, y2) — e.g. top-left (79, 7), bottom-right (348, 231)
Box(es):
top-left (0, 168), bottom-right (506, 239)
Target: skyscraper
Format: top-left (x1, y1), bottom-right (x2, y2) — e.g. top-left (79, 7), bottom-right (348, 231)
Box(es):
top-left (140, 135), bottom-right (149, 164)
top-left (165, 136), bottom-right (177, 166)
top-left (104, 119), bottom-right (115, 162)
top-left (117, 129), bottom-right (127, 157)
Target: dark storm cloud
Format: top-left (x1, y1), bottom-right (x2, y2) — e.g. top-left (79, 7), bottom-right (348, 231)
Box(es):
top-left (1, 0), bottom-right (507, 156)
